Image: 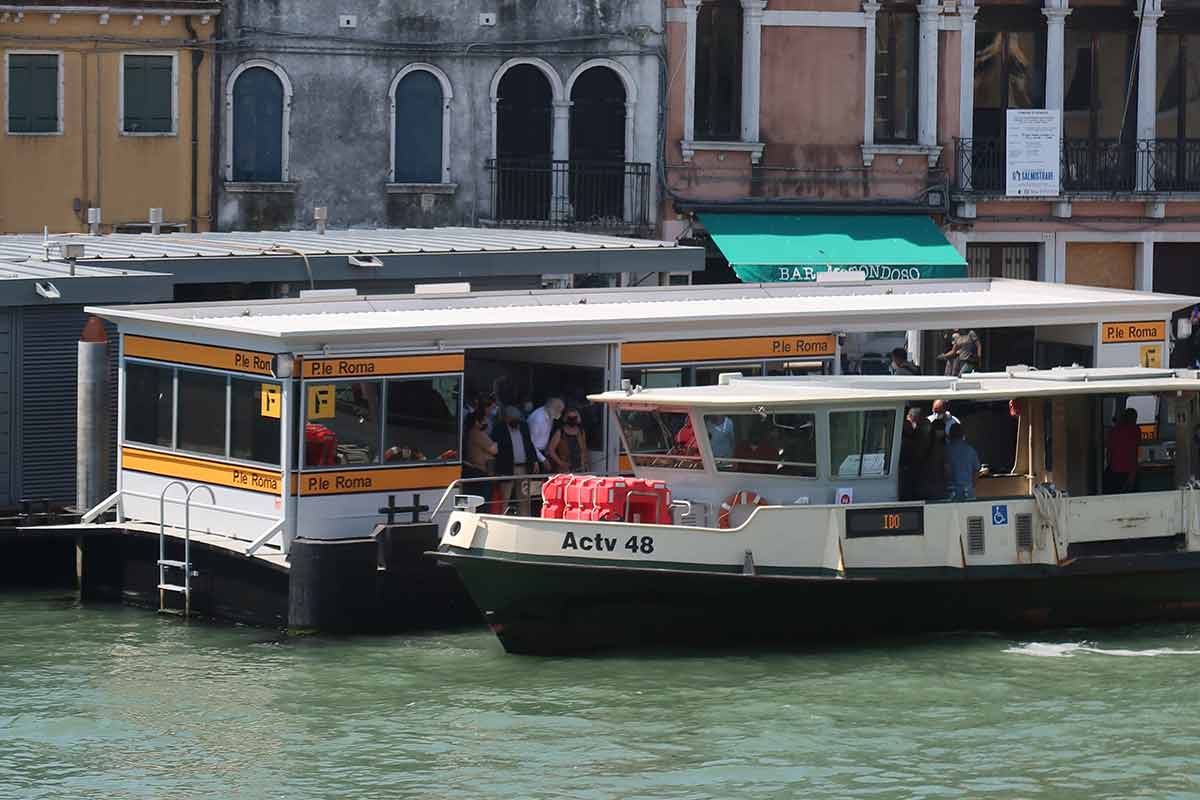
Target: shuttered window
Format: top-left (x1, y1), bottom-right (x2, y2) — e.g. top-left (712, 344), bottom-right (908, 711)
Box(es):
top-left (232, 66), bottom-right (284, 182)
top-left (123, 54), bottom-right (174, 134)
top-left (393, 70), bottom-right (443, 183)
top-left (7, 53), bottom-right (60, 134)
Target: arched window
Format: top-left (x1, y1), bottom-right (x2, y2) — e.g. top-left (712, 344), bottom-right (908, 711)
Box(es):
top-left (228, 61), bottom-right (291, 182)
top-left (391, 67), bottom-right (449, 184)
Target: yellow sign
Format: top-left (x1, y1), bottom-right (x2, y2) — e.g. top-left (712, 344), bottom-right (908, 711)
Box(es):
top-left (622, 334), bottom-right (836, 365)
top-left (301, 353), bottom-right (464, 379)
top-left (1139, 343), bottom-right (1163, 369)
top-left (260, 384), bottom-right (281, 418)
top-left (122, 447), bottom-right (282, 495)
top-left (293, 465), bottom-right (461, 496)
top-left (125, 334), bottom-right (275, 375)
top-left (307, 385), bottom-right (336, 419)
top-left (1101, 321), bottom-right (1166, 344)
top-left (1139, 423), bottom-right (1159, 443)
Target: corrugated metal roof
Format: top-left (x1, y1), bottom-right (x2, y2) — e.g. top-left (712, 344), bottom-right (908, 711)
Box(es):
top-left (87, 278), bottom-right (1199, 346)
top-left (0, 228), bottom-right (684, 263)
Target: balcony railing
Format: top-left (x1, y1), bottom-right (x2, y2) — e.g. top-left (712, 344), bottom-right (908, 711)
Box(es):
top-left (486, 158), bottom-right (652, 230)
top-left (954, 137), bottom-right (1200, 194)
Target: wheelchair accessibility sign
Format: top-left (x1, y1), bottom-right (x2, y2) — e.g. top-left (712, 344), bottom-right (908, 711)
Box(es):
top-left (992, 504), bottom-right (1009, 526)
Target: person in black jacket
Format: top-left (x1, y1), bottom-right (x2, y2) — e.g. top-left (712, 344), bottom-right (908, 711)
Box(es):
top-left (494, 406), bottom-right (542, 515)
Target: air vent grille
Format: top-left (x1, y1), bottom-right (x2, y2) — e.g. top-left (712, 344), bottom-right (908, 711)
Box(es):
top-left (967, 516), bottom-right (985, 555)
top-left (1016, 513), bottom-right (1034, 550)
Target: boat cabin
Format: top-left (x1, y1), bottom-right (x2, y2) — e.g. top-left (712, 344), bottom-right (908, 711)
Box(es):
top-left (593, 366), bottom-right (1200, 527)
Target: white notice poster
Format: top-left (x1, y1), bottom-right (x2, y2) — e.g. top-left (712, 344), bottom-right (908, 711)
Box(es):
top-left (1005, 109), bottom-right (1061, 197)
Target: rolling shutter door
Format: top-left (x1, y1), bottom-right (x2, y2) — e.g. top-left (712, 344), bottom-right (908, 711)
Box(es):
top-left (18, 306), bottom-right (86, 504)
top-left (0, 311), bottom-right (13, 507)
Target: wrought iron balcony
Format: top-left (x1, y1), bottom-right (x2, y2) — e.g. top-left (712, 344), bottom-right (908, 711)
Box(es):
top-left (1140, 139), bottom-right (1200, 192)
top-left (1061, 138), bottom-right (1136, 192)
top-left (955, 137), bottom-right (1200, 195)
top-left (485, 158), bottom-right (652, 231)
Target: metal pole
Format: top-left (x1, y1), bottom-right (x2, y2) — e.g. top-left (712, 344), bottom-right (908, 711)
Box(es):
top-left (76, 317), bottom-right (109, 513)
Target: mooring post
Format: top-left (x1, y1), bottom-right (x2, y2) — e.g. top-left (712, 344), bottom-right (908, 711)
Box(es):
top-left (76, 317), bottom-right (110, 514)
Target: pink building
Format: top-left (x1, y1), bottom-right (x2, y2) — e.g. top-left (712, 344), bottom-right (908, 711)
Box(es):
top-left (661, 0), bottom-right (1200, 367)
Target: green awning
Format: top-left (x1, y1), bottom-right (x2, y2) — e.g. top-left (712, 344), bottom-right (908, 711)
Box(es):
top-left (699, 213), bottom-right (967, 283)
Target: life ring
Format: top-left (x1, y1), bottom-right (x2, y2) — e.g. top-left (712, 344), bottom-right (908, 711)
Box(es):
top-left (718, 490), bottom-right (767, 529)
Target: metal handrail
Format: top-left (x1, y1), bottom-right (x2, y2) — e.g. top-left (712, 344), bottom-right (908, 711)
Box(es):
top-left (157, 481), bottom-right (188, 615)
top-left (182, 485), bottom-right (216, 617)
top-left (430, 473), bottom-right (551, 519)
top-left (81, 489), bottom-right (123, 524)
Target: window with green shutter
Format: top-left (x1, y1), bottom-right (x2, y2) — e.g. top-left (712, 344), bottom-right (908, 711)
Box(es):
top-left (123, 54), bottom-right (174, 134)
top-left (7, 53), bottom-right (60, 134)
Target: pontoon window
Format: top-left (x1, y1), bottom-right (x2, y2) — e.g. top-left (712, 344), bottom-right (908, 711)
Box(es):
top-left (830, 409), bottom-right (896, 478)
top-left (305, 381), bottom-right (381, 467)
top-left (617, 409), bottom-right (704, 470)
top-left (705, 413), bottom-right (817, 477)
top-left (124, 362), bottom-right (174, 448)
top-left (177, 370), bottom-right (227, 456)
top-left (383, 375), bottom-right (461, 464)
top-left (230, 378), bottom-right (281, 465)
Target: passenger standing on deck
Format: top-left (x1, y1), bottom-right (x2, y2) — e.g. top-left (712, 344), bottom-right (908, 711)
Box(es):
top-left (463, 411), bottom-right (498, 507)
top-left (926, 399), bottom-right (961, 428)
top-left (496, 406), bottom-right (540, 515)
top-left (954, 329), bottom-right (982, 374)
top-left (899, 407), bottom-right (928, 500)
top-left (919, 418), bottom-right (949, 500)
top-left (890, 347), bottom-right (921, 376)
top-left (943, 424), bottom-right (982, 500)
top-left (1105, 407), bottom-right (1141, 494)
top-left (549, 408), bottom-right (589, 472)
top-left (528, 397), bottom-right (563, 466)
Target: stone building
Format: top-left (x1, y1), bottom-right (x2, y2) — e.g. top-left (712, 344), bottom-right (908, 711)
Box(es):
top-left (214, 1), bottom-right (664, 235)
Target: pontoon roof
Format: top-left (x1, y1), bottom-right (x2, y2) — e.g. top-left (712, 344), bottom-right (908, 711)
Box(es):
top-left (87, 278), bottom-right (1197, 350)
top-left (590, 367), bottom-right (1200, 407)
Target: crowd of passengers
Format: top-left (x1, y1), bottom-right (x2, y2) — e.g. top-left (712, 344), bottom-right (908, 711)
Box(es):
top-left (461, 392), bottom-right (591, 514)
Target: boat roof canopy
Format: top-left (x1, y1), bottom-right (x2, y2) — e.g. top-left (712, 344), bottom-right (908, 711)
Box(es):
top-left (590, 367), bottom-right (1200, 408)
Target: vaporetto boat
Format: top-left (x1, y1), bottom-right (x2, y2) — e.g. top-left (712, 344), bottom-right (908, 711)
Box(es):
top-left (437, 366), bottom-right (1200, 654)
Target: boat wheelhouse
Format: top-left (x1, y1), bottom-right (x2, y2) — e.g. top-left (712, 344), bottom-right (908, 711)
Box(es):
top-left (438, 366), bottom-right (1200, 654)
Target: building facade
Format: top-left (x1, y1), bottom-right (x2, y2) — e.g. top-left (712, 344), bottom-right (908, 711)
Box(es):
top-left (661, 0), bottom-right (1200, 329)
top-left (214, 1), bottom-right (663, 235)
top-left (0, 1), bottom-right (220, 234)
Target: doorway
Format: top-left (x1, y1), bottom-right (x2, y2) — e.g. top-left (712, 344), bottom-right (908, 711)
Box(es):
top-left (496, 64), bottom-right (553, 220)
top-left (569, 66), bottom-right (627, 222)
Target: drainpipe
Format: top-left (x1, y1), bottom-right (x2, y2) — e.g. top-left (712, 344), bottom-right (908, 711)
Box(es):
top-left (185, 16), bottom-right (203, 232)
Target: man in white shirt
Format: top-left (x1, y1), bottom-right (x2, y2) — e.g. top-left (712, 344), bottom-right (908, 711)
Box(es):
top-left (527, 397), bottom-right (563, 465)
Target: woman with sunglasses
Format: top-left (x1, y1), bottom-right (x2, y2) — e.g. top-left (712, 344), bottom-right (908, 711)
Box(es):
top-left (548, 408), bottom-right (588, 473)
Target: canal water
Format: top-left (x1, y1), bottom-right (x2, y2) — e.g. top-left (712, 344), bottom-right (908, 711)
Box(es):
top-left (4, 591), bottom-right (1200, 799)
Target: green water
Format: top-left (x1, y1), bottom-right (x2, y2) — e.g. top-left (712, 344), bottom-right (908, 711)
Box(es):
top-left (4, 592), bottom-right (1200, 799)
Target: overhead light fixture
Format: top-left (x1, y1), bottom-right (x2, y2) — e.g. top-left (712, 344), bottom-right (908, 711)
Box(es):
top-left (35, 281), bottom-right (61, 299)
top-left (347, 255), bottom-right (383, 269)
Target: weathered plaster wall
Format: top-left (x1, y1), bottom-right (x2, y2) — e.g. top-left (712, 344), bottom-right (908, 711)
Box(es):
top-left (216, 0), bottom-right (663, 231)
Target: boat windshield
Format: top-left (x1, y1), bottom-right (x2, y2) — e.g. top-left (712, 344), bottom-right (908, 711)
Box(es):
top-left (616, 409), bottom-right (704, 470)
top-left (704, 413), bottom-right (817, 477)
top-left (830, 409), bottom-right (895, 478)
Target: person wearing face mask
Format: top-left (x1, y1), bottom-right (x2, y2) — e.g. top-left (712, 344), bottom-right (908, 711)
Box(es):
top-left (549, 408), bottom-right (589, 473)
top-left (527, 397), bottom-right (564, 465)
top-left (495, 406), bottom-right (541, 515)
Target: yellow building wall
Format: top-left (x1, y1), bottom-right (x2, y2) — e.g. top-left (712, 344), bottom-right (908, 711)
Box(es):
top-left (0, 11), bottom-right (216, 233)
